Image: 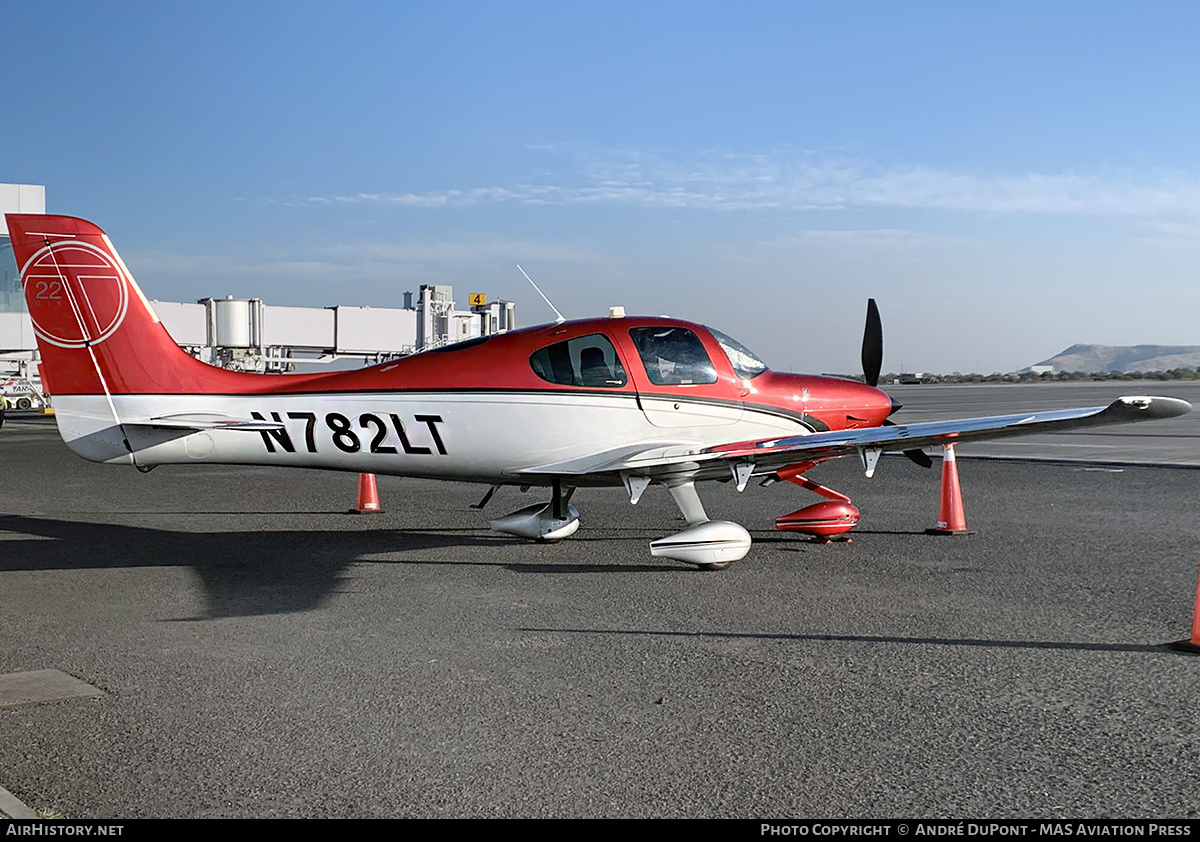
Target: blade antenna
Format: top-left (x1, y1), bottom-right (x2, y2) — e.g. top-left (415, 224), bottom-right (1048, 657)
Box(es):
top-left (517, 264), bottom-right (566, 324)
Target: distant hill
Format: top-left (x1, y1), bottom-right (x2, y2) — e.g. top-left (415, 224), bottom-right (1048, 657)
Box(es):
top-left (1034, 344), bottom-right (1200, 373)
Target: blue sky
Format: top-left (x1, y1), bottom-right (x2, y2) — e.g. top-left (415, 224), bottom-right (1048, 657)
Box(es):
top-left (4, 1), bottom-right (1200, 373)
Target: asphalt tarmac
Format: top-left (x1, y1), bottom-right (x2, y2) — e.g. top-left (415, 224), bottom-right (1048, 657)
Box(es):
top-left (1, 382), bottom-right (1198, 818)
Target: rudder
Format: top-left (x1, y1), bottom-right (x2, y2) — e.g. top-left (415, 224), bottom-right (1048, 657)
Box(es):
top-left (5, 213), bottom-right (239, 396)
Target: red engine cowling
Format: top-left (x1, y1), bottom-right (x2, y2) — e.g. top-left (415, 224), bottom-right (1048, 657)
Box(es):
top-left (775, 500), bottom-right (861, 537)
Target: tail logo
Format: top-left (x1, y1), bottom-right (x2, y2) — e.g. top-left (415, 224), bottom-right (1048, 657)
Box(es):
top-left (21, 240), bottom-right (129, 349)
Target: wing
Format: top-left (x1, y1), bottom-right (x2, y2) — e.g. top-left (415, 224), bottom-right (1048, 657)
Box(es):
top-left (706, 394), bottom-right (1191, 467)
top-left (519, 395), bottom-right (1191, 481)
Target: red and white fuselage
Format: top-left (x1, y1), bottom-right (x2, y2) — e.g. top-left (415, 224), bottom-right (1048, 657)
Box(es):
top-left (9, 214), bottom-right (891, 483)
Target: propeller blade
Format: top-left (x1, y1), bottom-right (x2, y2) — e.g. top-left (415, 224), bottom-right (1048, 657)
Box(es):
top-left (881, 418), bottom-right (933, 468)
top-left (866, 305), bottom-right (923, 467)
top-left (903, 448), bottom-right (934, 469)
top-left (861, 298), bottom-right (883, 388)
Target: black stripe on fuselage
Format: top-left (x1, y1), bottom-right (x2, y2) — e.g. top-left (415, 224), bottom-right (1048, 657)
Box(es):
top-left (94, 387), bottom-right (830, 432)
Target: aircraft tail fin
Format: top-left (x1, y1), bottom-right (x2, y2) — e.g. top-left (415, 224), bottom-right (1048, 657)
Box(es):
top-left (5, 213), bottom-right (243, 396)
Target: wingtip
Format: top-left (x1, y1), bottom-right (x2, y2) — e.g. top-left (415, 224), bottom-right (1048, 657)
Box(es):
top-left (1115, 395), bottom-right (1192, 419)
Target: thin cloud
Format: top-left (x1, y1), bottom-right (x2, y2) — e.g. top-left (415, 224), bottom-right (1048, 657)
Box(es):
top-left (309, 187), bottom-right (527, 207)
top-left (323, 238), bottom-right (600, 264)
top-left (287, 148), bottom-right (1200, 218)
top-left (1137, 220), bottom-right (1200, 248)
top-left (764, 228), bottom-right (981, 251)
top-left (126, 236), bottom-right (601, 290)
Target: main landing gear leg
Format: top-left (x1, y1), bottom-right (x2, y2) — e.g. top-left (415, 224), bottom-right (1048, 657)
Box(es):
top-left (666, 481), bottom-right (708, 527)
top-left (490, 477), bottom-right (581, 542)
top-left (551, 478), bottom-right (577, 520)
top-left (649, 480), bottom-right (752, 571)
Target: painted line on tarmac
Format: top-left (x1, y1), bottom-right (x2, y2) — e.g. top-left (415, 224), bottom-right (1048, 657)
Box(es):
top-left (0, 784), bottom-right (37, 819)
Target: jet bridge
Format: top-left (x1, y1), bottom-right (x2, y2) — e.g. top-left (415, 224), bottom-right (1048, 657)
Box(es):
top-left (150, 285), bottom-right (513, 373)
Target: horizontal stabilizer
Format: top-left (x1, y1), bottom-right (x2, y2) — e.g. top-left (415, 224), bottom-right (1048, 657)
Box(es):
top-left (131, 413), bottom-right (286, 432)
top-left (522, 440), bottom-right (702, 476)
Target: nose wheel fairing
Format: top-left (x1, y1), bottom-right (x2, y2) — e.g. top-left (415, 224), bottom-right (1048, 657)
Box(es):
top-left (775, 500), bottom-right (860, 537)
top-left (772, 463), bottom-right (861, 539)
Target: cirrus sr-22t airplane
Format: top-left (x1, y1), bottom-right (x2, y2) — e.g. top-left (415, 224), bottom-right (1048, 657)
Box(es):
top-left (6, 214), bottom-right (1192, 569)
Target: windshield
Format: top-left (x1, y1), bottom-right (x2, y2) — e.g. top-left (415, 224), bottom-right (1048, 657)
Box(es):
top-left (707, 327), bottom-right (769, 380)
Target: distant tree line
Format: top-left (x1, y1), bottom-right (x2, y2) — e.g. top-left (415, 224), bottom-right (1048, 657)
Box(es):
top-left (881, 368), bottom-right (1200, 384)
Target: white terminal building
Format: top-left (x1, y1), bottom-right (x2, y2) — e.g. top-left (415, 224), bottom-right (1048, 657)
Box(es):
top-left (0, 184), bottom-right (517, 396)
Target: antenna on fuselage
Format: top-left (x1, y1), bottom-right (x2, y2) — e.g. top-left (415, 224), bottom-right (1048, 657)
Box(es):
top-left (517, 264), bottom-right (566, 324)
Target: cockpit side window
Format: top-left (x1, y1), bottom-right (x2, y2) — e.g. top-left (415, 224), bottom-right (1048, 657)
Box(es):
top-left (628, 327), bottom-right (718, 386)
top-left (529, 333), bottom-right (628, 388)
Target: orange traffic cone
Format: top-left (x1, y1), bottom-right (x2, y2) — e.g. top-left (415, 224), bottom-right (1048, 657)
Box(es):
top-left (927, 443), bottom-right (971, 535)
top-left (351, 472), bottom-right (383, 514)
top-left (1170, 567), bottom-right (1200, 654)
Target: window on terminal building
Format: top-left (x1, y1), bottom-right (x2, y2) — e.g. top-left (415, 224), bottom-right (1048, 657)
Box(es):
top-left (0, 237), bottom-right (24, 314)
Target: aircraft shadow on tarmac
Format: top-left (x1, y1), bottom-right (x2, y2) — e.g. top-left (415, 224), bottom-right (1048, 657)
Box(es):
top-left (0, 514), bottom-right (678, 620)
top-left (752, 529), bottom-right (934, 544)
top-left (525, 627), bottom-right (1179, 656)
